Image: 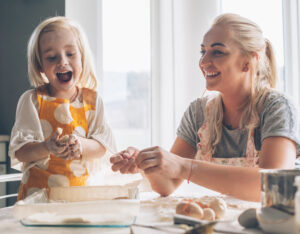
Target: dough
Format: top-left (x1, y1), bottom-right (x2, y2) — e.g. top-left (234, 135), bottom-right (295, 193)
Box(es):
top-left (176, 201), bottom-right (204, 219)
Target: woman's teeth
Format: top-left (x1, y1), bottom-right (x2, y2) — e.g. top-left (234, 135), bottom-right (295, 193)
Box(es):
top-left (206, 71), bottom-right (220, 78)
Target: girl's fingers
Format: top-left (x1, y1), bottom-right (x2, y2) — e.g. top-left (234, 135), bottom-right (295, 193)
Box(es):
top-left (120, 158), bottom-right (135, 174)
top-left (110, 155), bottom-right (124, 164)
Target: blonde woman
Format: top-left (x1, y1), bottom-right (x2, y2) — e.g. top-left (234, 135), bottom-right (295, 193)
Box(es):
top-left (9, 16), bottom-right (116, 200)
top-left (111, 13), bottom-right (300, 201)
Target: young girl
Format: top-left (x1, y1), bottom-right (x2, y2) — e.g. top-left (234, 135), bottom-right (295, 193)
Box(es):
top-left (9, 16), bottom-right (116, 200)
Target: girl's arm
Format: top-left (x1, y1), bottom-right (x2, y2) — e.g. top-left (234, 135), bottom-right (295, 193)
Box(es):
top-left (77, 136), bottom-right (106, 160)
top-left (137, 136), bottom-right (296, 202)
top-left (15, 141), bottom-right (50, 163)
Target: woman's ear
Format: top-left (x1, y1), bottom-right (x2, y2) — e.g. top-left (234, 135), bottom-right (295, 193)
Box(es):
top-left (242, 62), bottom-right (249, 72)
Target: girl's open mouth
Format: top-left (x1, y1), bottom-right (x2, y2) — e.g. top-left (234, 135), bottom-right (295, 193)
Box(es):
top-left (57, 71), bottom-right (72, 83)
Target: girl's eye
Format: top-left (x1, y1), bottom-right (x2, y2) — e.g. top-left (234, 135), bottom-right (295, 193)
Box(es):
top-left (200, 50), bottom-right (206, 56)
top-left (47, 56), bottom-right (57, 61)
top-left (67, 51), bottom-right (76, 57)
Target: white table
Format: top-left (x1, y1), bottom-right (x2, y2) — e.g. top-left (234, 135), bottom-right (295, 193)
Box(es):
top-left (0, 182), bottom-right (265, 234)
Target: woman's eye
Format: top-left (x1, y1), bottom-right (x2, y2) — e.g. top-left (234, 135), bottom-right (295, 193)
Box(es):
top-left (200, 50), bottom-right (206, 56)
top-left (213, 50), bottom-right (224, 56)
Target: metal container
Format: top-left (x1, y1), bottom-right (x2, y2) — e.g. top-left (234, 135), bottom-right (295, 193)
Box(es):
top-left (260, 169), bottom-right (300, 214)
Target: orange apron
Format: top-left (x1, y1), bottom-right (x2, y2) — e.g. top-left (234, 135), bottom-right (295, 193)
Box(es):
top-left (17, 86), bottom-right (96, 200)
top-left (195, 99), bottom-right (260, 167)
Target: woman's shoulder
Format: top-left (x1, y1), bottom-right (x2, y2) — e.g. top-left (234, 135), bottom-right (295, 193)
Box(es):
top-left (263, 89), bottom-right (297, 111)
top-left (189, 92), bottom-right (219, 111)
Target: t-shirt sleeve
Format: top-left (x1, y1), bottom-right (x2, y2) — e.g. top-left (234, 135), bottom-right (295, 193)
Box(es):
top-left (86, 94), bottom-right (117, 154)
top-left (8, 90), bottom-right (45, 171)
top-left (176, 100), bottom-right (203, 149)
top-left (260, 93), bottom-right (300, 154)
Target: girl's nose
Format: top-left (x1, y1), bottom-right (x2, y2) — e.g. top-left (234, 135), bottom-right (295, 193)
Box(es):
top-left (58, 54), bottom-right (68, 66)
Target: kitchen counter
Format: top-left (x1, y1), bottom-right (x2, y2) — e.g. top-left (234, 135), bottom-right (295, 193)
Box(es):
top-left (0, 182), bottom-right (265, 234)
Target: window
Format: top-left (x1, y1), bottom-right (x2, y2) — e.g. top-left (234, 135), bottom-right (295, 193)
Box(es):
top-left (221, 0), bottom-right (285, 91)
top-left (101, 0), bottom-right (151, 150)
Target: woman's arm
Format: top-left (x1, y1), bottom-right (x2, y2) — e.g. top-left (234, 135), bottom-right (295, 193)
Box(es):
top-left (138, 136), bottom-right (296, 201)
top-left (136, 137), bottom-right (196, 196)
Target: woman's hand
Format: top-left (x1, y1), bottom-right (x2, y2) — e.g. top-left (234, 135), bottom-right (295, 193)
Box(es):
top-left (110, 147), bottom-right (140, 173)
top-left (135, 146), bottom-right (182, 179)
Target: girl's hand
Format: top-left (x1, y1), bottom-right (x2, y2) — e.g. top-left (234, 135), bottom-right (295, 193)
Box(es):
top-left (45, 129), bottom-right (69, 158)
top-left (65, 134), bottom-right (83, 160)
top-left (110, 147), bottom-right (140, 174)
top-left (135, 146), bottom-right (182, 178)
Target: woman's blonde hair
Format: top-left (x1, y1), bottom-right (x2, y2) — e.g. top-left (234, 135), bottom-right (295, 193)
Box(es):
top-left (205, 13), bottom-right (277, 154)
top-left (27, 16), bottom-right (97, 90)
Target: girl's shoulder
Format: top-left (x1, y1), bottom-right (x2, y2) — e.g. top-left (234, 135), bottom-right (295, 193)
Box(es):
top-left (81, 87), bottom-right (98, 106)
top-left (19, 89), bottom-right (37, 102)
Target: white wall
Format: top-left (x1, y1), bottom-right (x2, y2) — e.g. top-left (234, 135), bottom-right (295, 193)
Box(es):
top-left (151, 0), bottom-right (220, 148)
top-left (65, 0), bottom-right (221, 149)
top-left (65, 0), bottom-right (103, 87)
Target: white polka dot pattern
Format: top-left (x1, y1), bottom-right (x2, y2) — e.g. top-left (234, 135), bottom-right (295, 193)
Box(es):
top-left (54, 103), bottom-right (73, 124)
top-left (22, 171), bottom-right (30, 184)
top-left (70, 160), bottom-right (86, 177)
top-left (73, 126), bottom-right (86, 137)
top-left (27, 187), bottom-right (42, 197)
top-left (41, 95), bottom-right (56, 101)
top-left (48, 174), bottom-right (70, 187)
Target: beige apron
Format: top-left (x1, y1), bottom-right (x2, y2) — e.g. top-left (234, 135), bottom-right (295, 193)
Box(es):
top-left (195, 99), bottom-right (260, 167)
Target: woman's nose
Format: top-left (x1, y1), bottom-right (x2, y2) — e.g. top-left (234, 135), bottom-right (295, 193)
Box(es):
top-left (199, 55), bottom-right (211, 69)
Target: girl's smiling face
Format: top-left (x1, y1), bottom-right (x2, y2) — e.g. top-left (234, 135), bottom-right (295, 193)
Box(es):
top-left (39, 27), bottom-right (82, 98)
top-left (199, 25), bottom-right (251, 94)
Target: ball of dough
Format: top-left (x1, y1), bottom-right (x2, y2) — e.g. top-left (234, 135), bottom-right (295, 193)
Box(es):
top-left (176, 201), bottom-right (204, 219)
top-left (208, 197), bottom-right (227, 219)
top-left (57, 135), bottom-right (69, 146)
top-left (203, 208), bottom-right (216, 221)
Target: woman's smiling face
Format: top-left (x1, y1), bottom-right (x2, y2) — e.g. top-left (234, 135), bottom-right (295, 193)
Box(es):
top-left (199, 25), bottom-right (250, 94)
top-left (39, 27), bottom-right (82, 97)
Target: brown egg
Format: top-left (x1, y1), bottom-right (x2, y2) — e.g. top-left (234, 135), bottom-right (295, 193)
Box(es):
top-left (208, 197), bottom-right (227, 219)
top-left (176, 201), bottom-right (204, 219)
top-left (203, 208), bottom-right (216, 221)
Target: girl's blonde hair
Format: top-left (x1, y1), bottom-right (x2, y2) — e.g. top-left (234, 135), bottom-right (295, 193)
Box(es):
top-left (27, 16), bottom-right (97, 90)
top-left (205, 13), bottom-right (277, 154)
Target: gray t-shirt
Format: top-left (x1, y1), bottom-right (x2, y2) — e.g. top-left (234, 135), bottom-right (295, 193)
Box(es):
top-left (177, 90), bottom-right (300, 158)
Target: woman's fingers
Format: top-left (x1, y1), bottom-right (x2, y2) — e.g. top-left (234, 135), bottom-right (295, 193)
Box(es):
top-left (136, 157), bottom-right (158, 170)
top-left (135, 149), bottom-right (160, 167)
